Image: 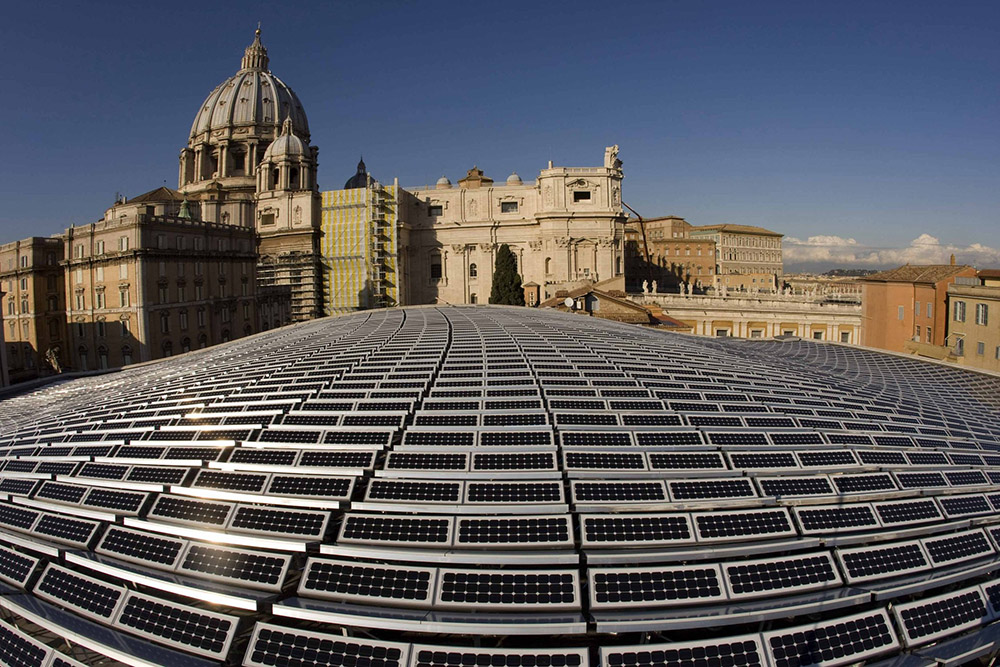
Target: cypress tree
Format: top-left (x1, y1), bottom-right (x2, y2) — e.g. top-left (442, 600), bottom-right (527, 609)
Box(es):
top-left (489, 244), bottom-right (525, 305)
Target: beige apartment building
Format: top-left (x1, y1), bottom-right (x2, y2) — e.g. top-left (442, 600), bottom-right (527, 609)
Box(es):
top-left (63, 188), bottom-right (258, 370)
top-left (859, 263), bottom-right (976, 355)
top-left (948, 274), bottom-right (1000, 372)
top-left (689, 223), bottom-right (783, 291)
top-left (399, 146), bottom-right (626, 306)
top-left (629, 216), bottom-right (716, 290)
top-left (0, 237), bottom-right (68, 381)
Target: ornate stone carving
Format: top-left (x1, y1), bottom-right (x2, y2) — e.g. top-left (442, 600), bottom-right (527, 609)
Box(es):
top-left (478, 243), bottom-right (494, 253)
top-left (451, 244), bottom-right (467, 254)
top-left (467, 199), bottom-right (478, 218)
top-left (554, 237), bottom-right (572, 248)
top-left (528, 240), bottom-right (543, 251)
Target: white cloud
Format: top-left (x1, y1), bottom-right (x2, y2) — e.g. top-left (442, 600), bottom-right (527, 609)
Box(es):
top-left (783, 233), bottom-right (1000, 271)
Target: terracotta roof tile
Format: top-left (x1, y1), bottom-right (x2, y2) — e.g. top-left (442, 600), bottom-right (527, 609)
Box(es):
top-left (860, 264), bottom-right (975, 284)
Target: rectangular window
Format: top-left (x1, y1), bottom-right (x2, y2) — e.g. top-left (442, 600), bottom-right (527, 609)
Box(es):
top-left (74, 244), bottom-right (84, 258)
top-left (178, 285), bottom-right (186, 301)
top-left (96, 240), bottom-right (105, 255)
top-left (926, 326), bottom-right (932, 342)
top-left (160, 313), bottom-right (169, 333)
top-left (96, 266), bottom-right (104, 281)
top-left (501, 201), bottom-right (518, 213)
top-left (715, 329), bottom-right (728, 337)
top-left (428, 205), bottom-right (443, 217)
top-left (20, 277), bottom-right (27, 290)
top-left (197, 309), bottom-right (206, 327)
top-left (954, 300), bottom-right (966, 322)
top-left (840, 331), bottom-right (850, 343)
top-left (158, 286), bottom-right (168, 304)
top-left (97, 320), bottom-right (105, 337)
top-left (977, 341), bottom-right (985, 355)
top-left (95, 292), bottom-right (104, 309)
top-left (813, 331), bottom-right (823, 340)
top-left (19, 255), bottom-right (27, 268)
top-left (75, 294), bottom-right (84, 310)
top-left (178, 262), bottom-right (185, 277)
top-left (179, 311), bottom-right (188, 330)
top-left (573, 191), bottom-right (592, 202)
top-left (430, 260), bottom-right (442, 280)
top-left (927, 303), bottom-right (932, 318)
top-left (121, 318), bottom-right (130, 336)
top-left (996, 346), bottom-right (1000, 360)
top-left (195, 284), bottom-right (203, 300)
top-left (897, 305), bottom-right (904, 320)
top-left (914, 301), bottom-right (920, 317)
top-left (260, 214), bottom-right (275, 226)
top-left (157, 235), bottom-right (166, 250)
top-left (159, 261), bottom-right (166, 277)
top-left (119, 236), bottom-right (129, 251)
top-left (243, 303), bottom-right (250, 319)
top-left (956, 338), bottom-right (965, 356)
top-left (975, 303), bottom-right (989, 326)
top-left (119, 289), bottom-right (129, 307)
top-left (914, 326), bottom-right (921, 342)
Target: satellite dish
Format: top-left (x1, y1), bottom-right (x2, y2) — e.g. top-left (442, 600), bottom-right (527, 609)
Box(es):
top-left (564, 297), bottom-right (574, 309)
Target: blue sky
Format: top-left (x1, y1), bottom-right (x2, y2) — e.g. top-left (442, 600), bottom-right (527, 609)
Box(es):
top-left (2, 1), bottom-right (998, 270)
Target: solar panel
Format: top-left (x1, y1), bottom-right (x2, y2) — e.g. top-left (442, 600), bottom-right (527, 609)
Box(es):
top-left (339, 514), bottom-right (453, 547)
top-left (794, 504), bottom-right (880, 534)
top-left (113, 590), bottom-right (238, 659)
top-left (435, 568), bottom-right (580, 610)
top-left (299, 558), bottom-right (436, 607)
top-left (836, 539), bottom-right (930, 583)
top-left (589, 563), bottom-right (726, 608)
top-left (455, 515), bottom-right (573, 548)
top-left (892, 584), bottom-right (988, 647)
top-left (761, 608), bottom-right (899, 667)
top-left (580, 513), bottom-right (695, 548)
top-left (724, 551), bottom-right (841, 600)
top-left (244, 623), bottom-right (410, 667)
top-left (34, 563), bottom-right (126, 623)
top-left (692, 508), bottom-right (796, 542)
top-left (414, 644), bottom-right (587, 667)
top-left (922, 529), bottom-right (995, 566)
top-left (601, 634), bottom-right (766, 667)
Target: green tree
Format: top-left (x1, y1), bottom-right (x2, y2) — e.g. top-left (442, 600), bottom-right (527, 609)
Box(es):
top-left (489, 244), bottom-right (525, 305)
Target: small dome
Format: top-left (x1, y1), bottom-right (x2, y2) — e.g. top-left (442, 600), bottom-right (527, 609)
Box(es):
top-left (436, 176), bottom-right (452, 189)
top-left (506, 172), bottom-right (523, 185)
top-left (344, 157), bottom-right (369, 189)
top-left (262, 117), bottom-right (310, 161)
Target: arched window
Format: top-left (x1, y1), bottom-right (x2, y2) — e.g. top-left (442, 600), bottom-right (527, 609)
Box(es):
top-left (78, 346), bottom-right (88, 371)
top-left (544, 257), bottom-right (552, 275)
top-left (469, 263), bottom-right (478, 278)
top-left (470, 293), bottom-right (477, 304)
top-left (181, 337), bottom-right (191, 353)
top-left (162, 341), bottom-right (172, 357)
top-left (221, 329), bottom-right (230, 343)
top-left (122, 346), bottom-right (132, 366)
top-left (244, 324), bottom-right (253, 336)
top-left (98, 346), bottom-right (109, 370)
top-left (198, 334), bottom-right (208, 349)
top-left (289, 167), bottom-right (299, 189)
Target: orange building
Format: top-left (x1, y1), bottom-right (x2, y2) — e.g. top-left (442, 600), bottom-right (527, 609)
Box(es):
top-left (859, 263), bottom-right (976, 353)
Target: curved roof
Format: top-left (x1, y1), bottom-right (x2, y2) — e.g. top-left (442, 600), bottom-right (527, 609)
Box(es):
top-left (344, 157), bottom-right (368, 189)
top-left (189, 29), bottom-right (309, 142)
top-left (2, 306), bottom-right (1000, 665)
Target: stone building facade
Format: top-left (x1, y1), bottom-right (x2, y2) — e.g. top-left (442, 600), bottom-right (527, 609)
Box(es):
top-left (399, 147), bottom-right (626, 306)
top-left (63, 189), bottom-right (258, 370)
top-left (0, 237), bottom-right (67, 381)
top-left (640, 292), bottom-right (861, 342)
top-left (688, 223), bottom-right (783, 290)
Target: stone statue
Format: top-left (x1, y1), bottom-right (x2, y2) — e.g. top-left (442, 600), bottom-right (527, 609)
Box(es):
top-left (604, 145), bottom-right (621, 170)
top-left (45, 346), bottom-right (62, 374)
top-left (651, 280), bottom-right (658, 293)
top-left (642, 280), bottom-right (649, 294)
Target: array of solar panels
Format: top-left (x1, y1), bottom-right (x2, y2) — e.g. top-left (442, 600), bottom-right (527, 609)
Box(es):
top-left (1, 305), bottom-right (1000, 667)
